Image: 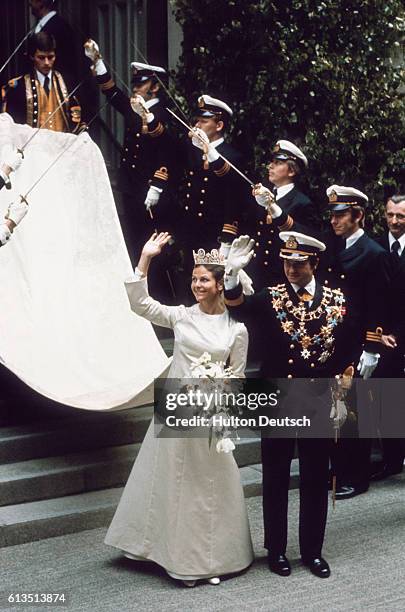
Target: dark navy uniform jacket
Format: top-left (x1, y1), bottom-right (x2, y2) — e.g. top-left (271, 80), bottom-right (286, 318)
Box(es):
top-left (180, 139), bottom-right (251, 249)
top-left (249, 186), bottom-right (320, 290)
top-left (321, 231), bottom-right (390, 363)
top-left (96, 70), bottom-right (179, 231)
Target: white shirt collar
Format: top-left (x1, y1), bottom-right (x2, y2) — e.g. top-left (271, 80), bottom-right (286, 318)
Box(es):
top-left (291, 276), bottom-right (316, 298)
top-left (145, 98), bottom-right (159, 109)
top-left (36, 70), bottom-right (53, 89)
top-left (35, 10), bottom-right (57, 33)
top-left (345, 228), bottom-right (364, 249)
top-left (275, 183), bottom-right (294, 200)
top-left (210, 137), bottom-right (224, 148)
top-left (389, 231), bottom-right (405, 256)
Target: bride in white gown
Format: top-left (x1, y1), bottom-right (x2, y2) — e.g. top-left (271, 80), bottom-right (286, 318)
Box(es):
top-left (105, 232), bottom-right (254, 585)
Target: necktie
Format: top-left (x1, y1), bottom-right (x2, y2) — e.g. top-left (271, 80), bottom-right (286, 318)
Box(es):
top-left (44, 76), bottom-right (50, 97)
top-left (392, 240), bottom-right (400, 256)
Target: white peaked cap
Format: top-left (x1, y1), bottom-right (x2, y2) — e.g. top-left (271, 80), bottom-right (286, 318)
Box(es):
top-left (198, 94), bottom-right (233, 116)
top-left (279, 231), bottom-right (326, 260)
top-left (274, 140), bottom-right (308, 168)
top-left (130, 62), bottom-right (166, 74)
top-left (326, 185), bottom-right (368, 202)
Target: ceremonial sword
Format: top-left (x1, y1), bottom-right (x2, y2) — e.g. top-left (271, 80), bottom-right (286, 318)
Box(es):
top-left (166, 107), bottom-right (255, 187)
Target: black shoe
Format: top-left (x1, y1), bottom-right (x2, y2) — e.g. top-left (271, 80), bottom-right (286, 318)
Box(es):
top-left (303, 557), bottom-right (330, 578)
top-left (268, 554), bottom-right (291, 576)
top-left (371, 464), bottom-right (403, 481)
top-left (334, 483), bottom-right (369, 500)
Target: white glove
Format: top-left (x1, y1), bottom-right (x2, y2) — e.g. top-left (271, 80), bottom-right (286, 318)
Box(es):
top-left (84, 39), bottom-right (101, 62)
top-left (252, 183), bottom-right (274, 208)
top-left (0, 223), bottom-right (11, 245)
top-left (191, 128), bottom-right (219, 162)
top-left (239, 269), bottom-right (255, 295)
top-left (220, 242), bottom-right (254, 295)
top-left (1, 145), bottom-right (23, 172)
top-left (329, 398), bottom-right (348, 429)
top-left (225, 235), bottom-right (255, 276)
top-left (5, 196), bottom-right (28, 226)
top-left (144, 186), bottom-right (162, 210)
top-left (130, 94), bottom-right (154, 123)
top-left (357, 350), bottom-right (380, 379)
top-left (252, 183), bottom-right (282, 218)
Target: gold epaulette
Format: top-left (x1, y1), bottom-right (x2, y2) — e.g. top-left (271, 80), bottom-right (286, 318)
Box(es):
top-left (214, 161), bottom-right (230, 177)
top-left (366, 327), bottom-right (383, 343)
top-left (149, 122), bottom-right (164, 137)
top-left (7, 76), bottom-right (23, 88)
top-left (278, 215), bottom-right (294, 231)
top-left (101, 79), bottom-right (115, 91)
top-left (153, 166), bottom-right (169, 182)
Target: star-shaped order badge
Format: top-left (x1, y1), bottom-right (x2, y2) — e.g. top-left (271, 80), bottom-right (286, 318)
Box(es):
top-left (301, 348), bottom-right (311, 359)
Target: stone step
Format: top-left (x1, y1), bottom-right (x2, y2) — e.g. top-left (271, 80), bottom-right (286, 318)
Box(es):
top-left (0, 407), bottom-right (152, 464)
top-left (0, 438), bottom-right (262, 506)
top-left (0, 459), bottom-right (290, 548)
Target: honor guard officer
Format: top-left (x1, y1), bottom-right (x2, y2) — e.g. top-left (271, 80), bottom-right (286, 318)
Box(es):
top-left (223, 232), bottom-right (352, 579)
top-left (181, 95), bottom-right (251, 265)
top-left (250, 140), bottom-right (319, 290)
top-left (85, 41), bottom-right (178, 255)
top-left (2, 33), bottom-right (83, 133)
top-left (324, 185), bottom-right (391, 499)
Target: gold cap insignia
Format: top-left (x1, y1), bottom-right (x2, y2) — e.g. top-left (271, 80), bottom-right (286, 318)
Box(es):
top-left (285, 235), bottom-right (298, 250)
top-left (273, 143), bottom-right (280, 153)
top-left (329, 190), bottom-right (338, 202)
top-left (198, 97), bottom-right (204, 108)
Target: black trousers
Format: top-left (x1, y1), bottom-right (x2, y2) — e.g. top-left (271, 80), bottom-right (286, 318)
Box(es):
top-left (261, 436), bottom-right (330, 561)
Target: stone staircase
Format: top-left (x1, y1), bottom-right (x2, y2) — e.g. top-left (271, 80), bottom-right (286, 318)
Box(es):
top-left (0, 406), bottom-right (266, 547)
top-left (0, 338), bottom-right (278, 548)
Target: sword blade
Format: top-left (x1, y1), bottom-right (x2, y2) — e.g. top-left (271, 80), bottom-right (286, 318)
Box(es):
top-left (0, 28), bottom-right (35, 75)
top-left (23, 94), bottom-right (116, 199)
top-left (166, 107), bottom-right (254, 187)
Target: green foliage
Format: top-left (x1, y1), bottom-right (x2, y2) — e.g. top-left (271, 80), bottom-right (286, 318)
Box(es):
top-left (171, 0), bottom-right (405, 233)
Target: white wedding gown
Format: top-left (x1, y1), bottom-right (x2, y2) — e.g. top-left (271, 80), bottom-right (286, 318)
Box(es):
top-left (0, 115), bottom-right (169, 410)
top-left (104, 276), bottom-right (254, 579)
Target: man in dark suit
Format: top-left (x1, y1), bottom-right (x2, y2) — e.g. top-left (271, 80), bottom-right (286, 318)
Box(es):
top-left (29, 0), bottom-right (79, 78)
top-left (2, 32), bottom-right (83, 133)
top-left (372, 193), bottom-right (405, 479)
top-left (224, 233), bottom-right (352, 579)
top-left (323, 185), bottom-right (391, 499)
top-left (249, 140), bottom-right (320, 290)
top-left (181, 95), bottom-right (251, 257)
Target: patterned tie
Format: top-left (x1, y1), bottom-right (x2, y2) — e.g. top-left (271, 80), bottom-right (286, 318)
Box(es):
top-left (43, 75), bottom-right (50, 97)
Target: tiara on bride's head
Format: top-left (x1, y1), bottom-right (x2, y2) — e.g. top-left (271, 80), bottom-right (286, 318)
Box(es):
top-left (192, 248), bottom-right (226, 266)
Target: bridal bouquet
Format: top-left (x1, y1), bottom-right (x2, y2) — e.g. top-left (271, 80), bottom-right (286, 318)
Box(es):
top-left (189, 352), bottom-right (244, 453)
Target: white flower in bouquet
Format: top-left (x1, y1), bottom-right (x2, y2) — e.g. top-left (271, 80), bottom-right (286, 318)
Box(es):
top-left (216, 437), bottom-right (236, 453)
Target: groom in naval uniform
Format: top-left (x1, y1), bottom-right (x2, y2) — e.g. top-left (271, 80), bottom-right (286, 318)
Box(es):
top-left (224, 232), bottom-right (352, 579)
